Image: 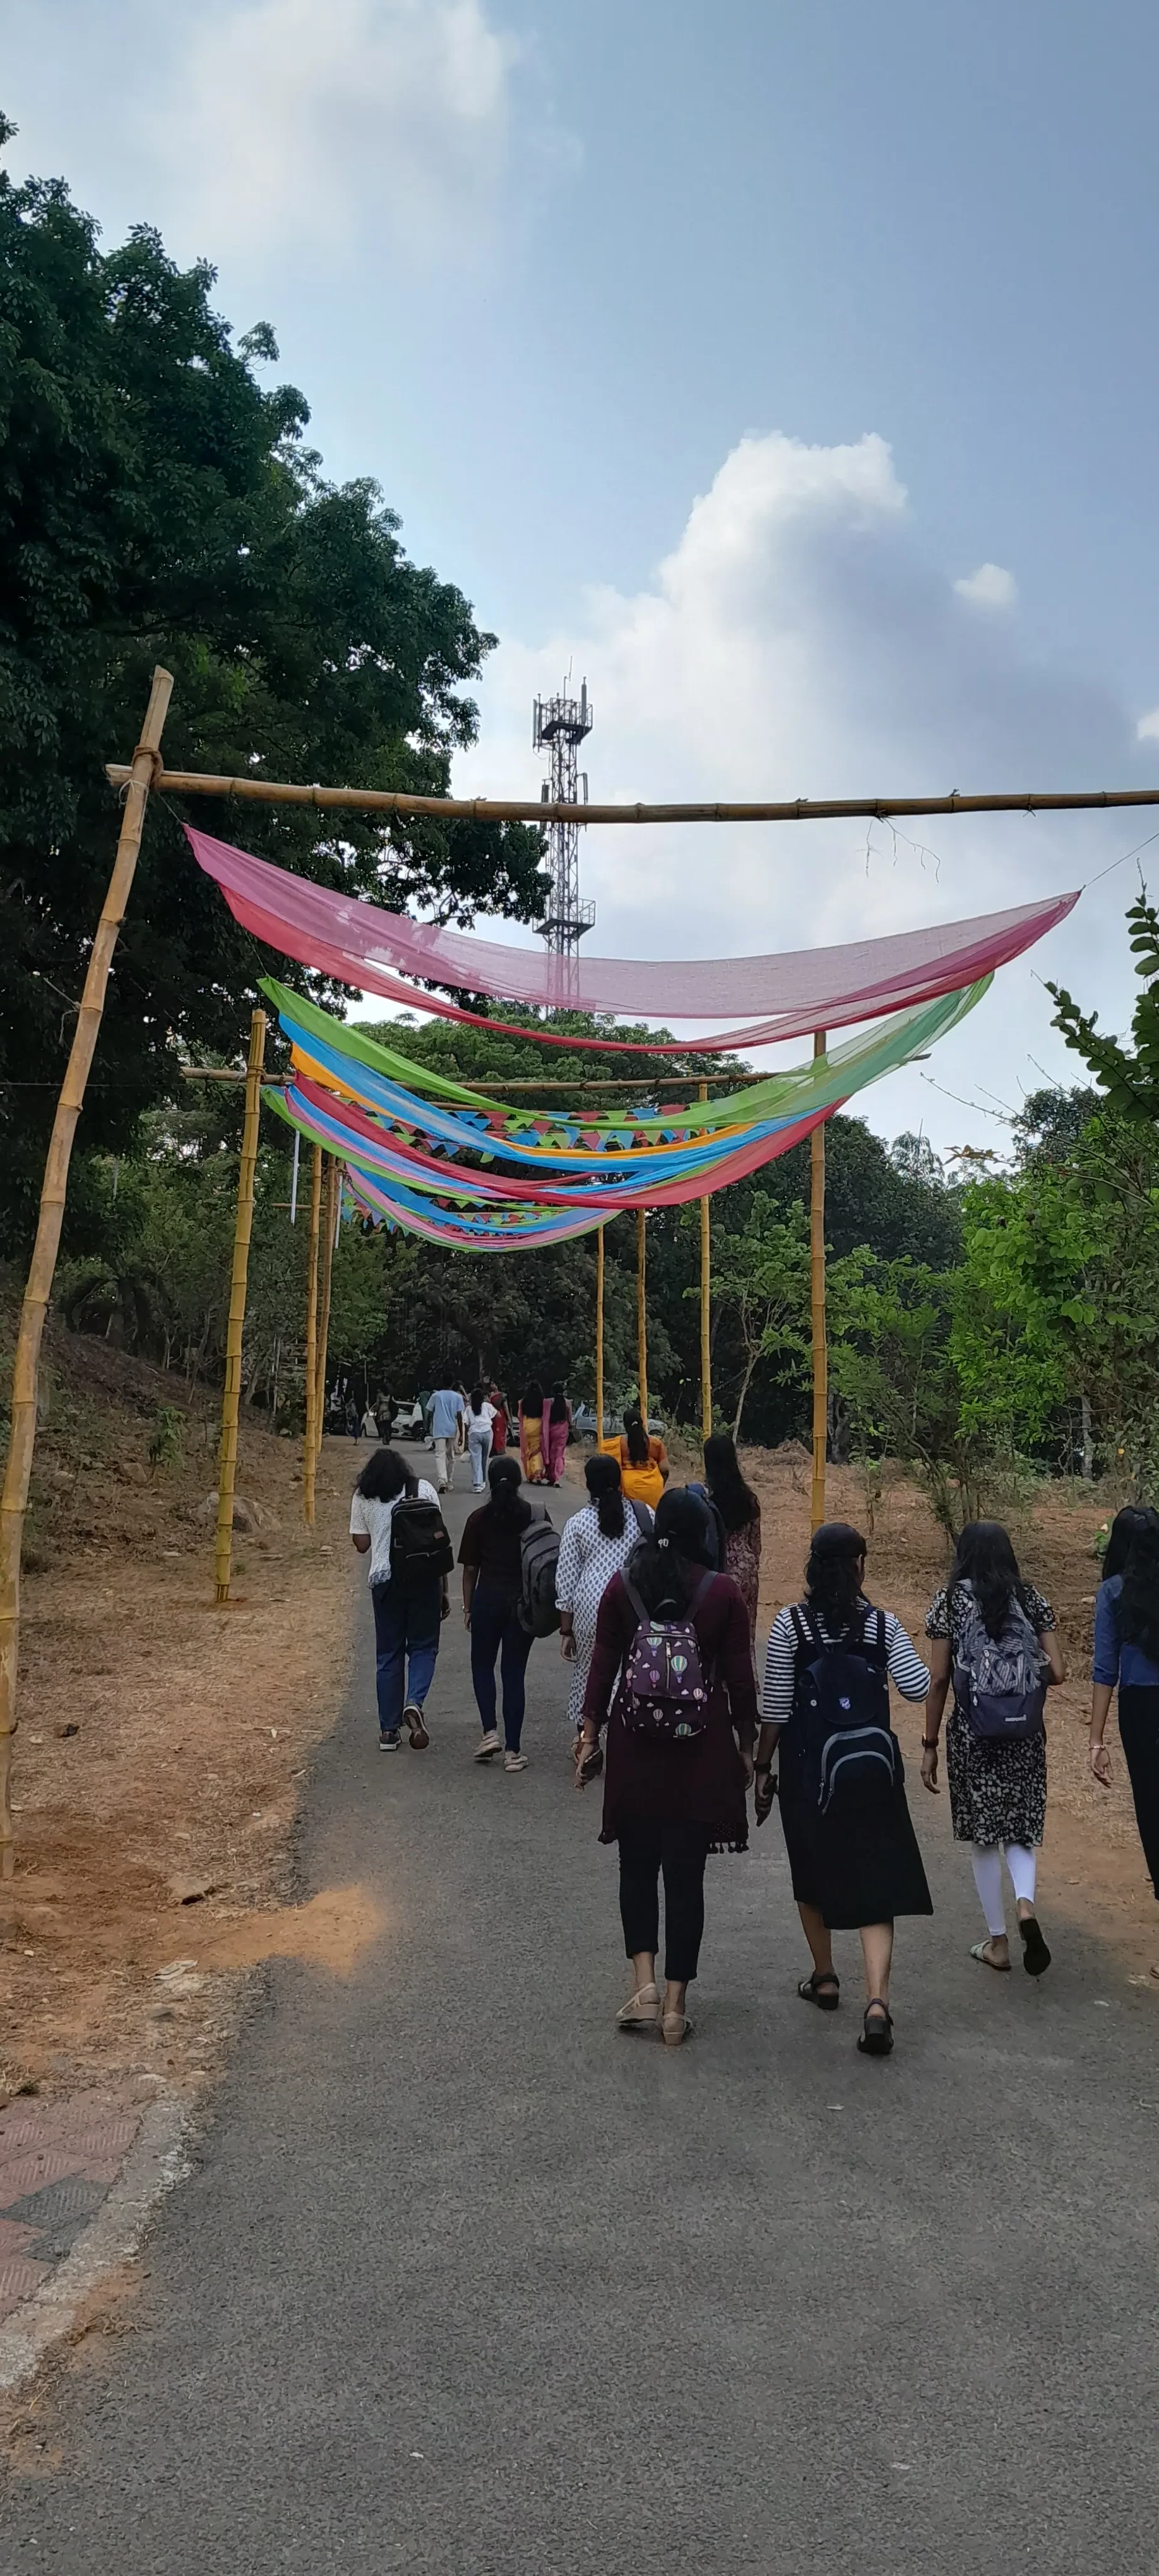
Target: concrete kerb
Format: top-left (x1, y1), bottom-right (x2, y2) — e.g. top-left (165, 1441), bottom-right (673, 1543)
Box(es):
top-left (0, 2093), bottom-right (190, 2397)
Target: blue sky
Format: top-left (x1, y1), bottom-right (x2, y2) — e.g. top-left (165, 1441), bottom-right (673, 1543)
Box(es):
top-left (8, 0), bottom-right (1159, 1152)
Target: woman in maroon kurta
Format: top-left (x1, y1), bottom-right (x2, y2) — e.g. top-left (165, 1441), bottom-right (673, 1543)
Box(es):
top-left (576, 1489), bottom-right (757, 2046)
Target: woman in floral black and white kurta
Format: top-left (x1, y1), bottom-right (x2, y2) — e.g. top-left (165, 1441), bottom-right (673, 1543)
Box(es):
top-left (556, 1478), bottom-right (650, 1731)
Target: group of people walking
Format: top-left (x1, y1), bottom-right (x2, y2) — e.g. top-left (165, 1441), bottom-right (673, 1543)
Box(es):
top-left (350, 1412), bottom-right (1159, 2058)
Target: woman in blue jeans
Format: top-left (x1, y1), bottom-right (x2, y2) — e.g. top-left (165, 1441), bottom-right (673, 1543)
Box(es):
top-left (350, 1447), bottom-right (450, 1750)
top-left (459, 1455), bottom-right (546, 1774)
top-left (1090, 1506), bottom-right (1159, 1909)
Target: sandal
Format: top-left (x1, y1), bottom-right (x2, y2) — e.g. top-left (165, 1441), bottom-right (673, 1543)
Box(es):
top-left (616, 1984), bottom-right (661, 2032)
top-left (661, 2012), bottom-right (693, 2048)
top-left (857, 2000), bottom-right (894, 2056)
top-left (1019, 1916), bottom-right (1052, 1977)
top-left (969, 1940), bottom-right (1011, 1972)
top-left (798, 1970), bottom-right (840, 2012)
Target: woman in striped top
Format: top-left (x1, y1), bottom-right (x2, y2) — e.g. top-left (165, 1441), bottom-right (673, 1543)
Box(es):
top-left (755, 1522), bottom-right (932, 2056)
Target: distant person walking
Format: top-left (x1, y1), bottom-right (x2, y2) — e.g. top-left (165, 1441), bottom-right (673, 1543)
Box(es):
top-left (428, 1380), bottom-right (465, 1493)
top-left (349, 1447), bottom-right (452, 1751)
top-left (489, 1383), bottom-right (510, 1455)
top-left (556, 1455), bottom-right (652, 1753)
top-left (1089, 1506), bottom-right (1159, 1910)
top-left (459, 1455), bottom-right (547, 1772)
top-left (546, 1386), bottom-right (572, 1486)
top-left (467, 1385), bottom-right (496, 1492)
top-left (758, 1522), bottom-right (932, 2056)
top-left (619, 1410), bottom-right (668, 1512)
top-left (576, 1488), bottom-right (756, 2046)
top-left (360, 1402), bottom-right (378, 1441)
top-left (921, 1521), bottom-right (1063, 1976)
top-left (519, 1380), bottom-right (547, 1484)
top-left (698, 1433), bottom-right (762, 1643)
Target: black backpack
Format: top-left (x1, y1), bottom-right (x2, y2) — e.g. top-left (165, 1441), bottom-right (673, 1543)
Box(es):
top-left (388, 1495), bottom-right (454, 1587)
top-left (790, 1603), bottom-right (898, 1818)
top-left (518, 1506), bottom-right (562, 1636)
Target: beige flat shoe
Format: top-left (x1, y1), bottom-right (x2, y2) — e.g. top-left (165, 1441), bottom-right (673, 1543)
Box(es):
top-left (616, 1983), bottom-right (661, 2032)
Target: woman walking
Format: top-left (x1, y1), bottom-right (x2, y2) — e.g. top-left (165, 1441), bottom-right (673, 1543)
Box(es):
top-left (546, 1385), bottom-right (573, 1486)
top-left (1090, 1506), bottom-right (1159, 1907)
top-left (701, 1433), bottom-right (762, 1643)
top-left (519, 1380), bottom-right (547, 1484)
top-left (349, 1447), bottom-right (451, 1750)
top-left (576, 1489), bottom-right (756, 2046)
top-left (466, 1385), bottom-right (496, 1492)
top-left (756, 1522), bottom-right (932, 2056)
top-left (557, 1456), bottom-right (652, 1756)
top-left (489, 1383), bottom-right (510, 1456)
top-left (921, 1521), bottom-right (1064, 1976)
top-left (459, 1455), bottom-right (545, 1772)
top-left (618, 1410), bottom-right (669, 1512)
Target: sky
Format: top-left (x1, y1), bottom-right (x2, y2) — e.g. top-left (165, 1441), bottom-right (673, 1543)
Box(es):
top-left (8, 0), bottom-right (1159, 1157)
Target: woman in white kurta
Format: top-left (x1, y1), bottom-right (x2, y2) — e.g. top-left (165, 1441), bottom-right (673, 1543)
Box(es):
top-left (556, 1454), bottom-right (652, 1738)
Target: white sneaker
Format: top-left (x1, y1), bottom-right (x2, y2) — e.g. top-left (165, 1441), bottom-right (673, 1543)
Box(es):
top-left (474, 1730), bottom-right (501, 1761)
top-left (504, 1751), bottom-right (528, 1773)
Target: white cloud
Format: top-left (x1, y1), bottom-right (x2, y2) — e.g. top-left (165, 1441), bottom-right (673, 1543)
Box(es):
top-left (954, 561), bottom-right (1018, 611)
top-left (450, 431), bottom-right (1142, 1152)
top-left (159, 0), bottom-right (520, 256)
top-left (1136, 707), bottom-right (1159, 742)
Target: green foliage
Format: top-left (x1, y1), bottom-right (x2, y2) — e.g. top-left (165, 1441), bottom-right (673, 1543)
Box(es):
top-left (0, 122), bottom-right (546, 1247)
top-left (148, 1404), bottom-right (186, 1470)
top-left (1048, 890), bottom-right (1159, 1125)
top-left (703, 1197), bottom-right (811, 1438)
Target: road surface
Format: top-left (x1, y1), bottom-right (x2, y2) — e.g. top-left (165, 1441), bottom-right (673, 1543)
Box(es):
top-left (6, 1455), bottom-right (1159, 2572)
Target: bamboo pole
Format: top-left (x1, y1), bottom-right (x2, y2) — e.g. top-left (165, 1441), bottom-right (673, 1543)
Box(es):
top-left (106, 762), bottom-right (1159, 828)
top-left (595, 1224), bottom-right (605, 1444)
top-left (698, 1078), bottom-right (711, 1446)
top-left (302, 1145), bottom-right (322, 1527)
top-left (314, 1155), bottom-right (337, 1462)
top-left (213, 1010), bottom-right (267, 1604)
top-left (636, 1207), bottom-right (648, 1426)
top-left (1, 667), bottom-right (172, 1880)
top-left (810, 1034), bottom-right (828, 1534)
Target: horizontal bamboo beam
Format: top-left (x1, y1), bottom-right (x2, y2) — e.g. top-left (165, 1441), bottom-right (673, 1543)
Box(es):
top-left (107, 765), bottom-right (1159, 827)
top-left (181, 1066), bottom-right (735, 1091)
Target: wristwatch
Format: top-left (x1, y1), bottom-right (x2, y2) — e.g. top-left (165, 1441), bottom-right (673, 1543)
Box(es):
top-left (920, 1736), bottom-right (939, 1751)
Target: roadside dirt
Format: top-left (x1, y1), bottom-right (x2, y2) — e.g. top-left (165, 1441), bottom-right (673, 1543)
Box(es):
top-left (0, 1311), bottom-right (363, 2110)
top-left (741, 1443), bottom-right (1159, 1983)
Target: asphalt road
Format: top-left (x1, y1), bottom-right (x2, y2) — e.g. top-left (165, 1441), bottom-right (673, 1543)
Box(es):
top-left (8, 1453), bottom-right (1159, 2573)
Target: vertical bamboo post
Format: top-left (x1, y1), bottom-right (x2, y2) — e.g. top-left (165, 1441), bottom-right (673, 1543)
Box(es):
top-left (0, 665), bottom-right (172, 1880)
top-left (213, 1009), bottom-right (267, 1603)
top-left (698, 1079), bottom-right (711, 1445)
top-left (810, 1032), bottom-right (828, 1533)
top-left (595, 1223), bottom-right (605, 1443)
top-left (636, 1205), bottom-right (648, 1425)
top-left (314, 1155), bottom-right (338, 1462)
top-left (302, 1144), bottom-right (322, 1527)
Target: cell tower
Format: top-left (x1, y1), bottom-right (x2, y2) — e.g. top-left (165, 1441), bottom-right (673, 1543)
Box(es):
top-left (533, 679), bottom-right (595, 957)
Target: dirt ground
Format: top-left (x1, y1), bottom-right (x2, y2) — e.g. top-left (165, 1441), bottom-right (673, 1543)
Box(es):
top-left (739, 1441), bottom-right (1159, 1983)
top-left (0, 1317), bottom-right (364, 2111)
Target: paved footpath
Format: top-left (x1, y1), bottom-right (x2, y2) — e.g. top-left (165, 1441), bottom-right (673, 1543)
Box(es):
top-left (7, 1458), bottom-right (1159, 2572)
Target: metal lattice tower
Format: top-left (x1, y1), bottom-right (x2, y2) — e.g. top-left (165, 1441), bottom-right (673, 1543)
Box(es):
top-left (533, 679), bottom-right (595, 957)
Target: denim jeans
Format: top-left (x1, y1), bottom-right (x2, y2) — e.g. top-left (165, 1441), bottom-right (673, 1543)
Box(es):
top-left (371, 1578), bottom-right (441, 1734)
top-left (467, 1424), bottom-right (492, 1491)
top-left (469, 1582), bottom-right (533, 1750)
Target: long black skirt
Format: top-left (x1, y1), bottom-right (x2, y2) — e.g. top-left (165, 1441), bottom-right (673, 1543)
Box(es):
top-left (779, 1736), bottom-right (932, 1930)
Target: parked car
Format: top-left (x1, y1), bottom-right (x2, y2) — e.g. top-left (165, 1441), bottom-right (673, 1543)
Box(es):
top-left (571, 1405), bottom-right (666, 1441)
top-left (390, 1398), bottom-right (424, 1439)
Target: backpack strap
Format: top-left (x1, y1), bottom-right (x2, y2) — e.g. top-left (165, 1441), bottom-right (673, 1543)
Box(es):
top-left (629, 1498), bottom-right (653, 1537)
top-left (622, 1575), bottom-right (649, 1628)
top-left (788, 1603), bottom-right (823, 1661)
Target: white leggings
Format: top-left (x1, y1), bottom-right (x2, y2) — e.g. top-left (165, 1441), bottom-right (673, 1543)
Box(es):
top-left (971, 1842), bottom-right (1037, 1936)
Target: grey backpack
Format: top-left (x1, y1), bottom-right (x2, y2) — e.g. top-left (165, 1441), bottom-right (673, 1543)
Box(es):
top-left (953, 1583), bottom-right (1046, 1743)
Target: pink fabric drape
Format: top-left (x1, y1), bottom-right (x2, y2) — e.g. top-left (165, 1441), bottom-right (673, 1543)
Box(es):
top-left (187, 825), bottom-right (1079, 1055)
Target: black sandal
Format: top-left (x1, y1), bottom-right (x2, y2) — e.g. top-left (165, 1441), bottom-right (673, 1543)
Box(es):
top-left (1019, 1916), bottom-right (1051, 1977)
top-left (857, 2000), bottom-right (894, 2056)
top-left (798, 1970), bottom-right (840, 2012)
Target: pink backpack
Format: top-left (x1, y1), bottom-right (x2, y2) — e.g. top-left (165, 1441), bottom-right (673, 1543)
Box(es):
top-left (620, 1574), bottom-right (715, 1739)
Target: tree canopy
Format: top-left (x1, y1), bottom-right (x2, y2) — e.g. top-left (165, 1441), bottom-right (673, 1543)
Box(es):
top-left (0, 118), bottom-right (546, 1246)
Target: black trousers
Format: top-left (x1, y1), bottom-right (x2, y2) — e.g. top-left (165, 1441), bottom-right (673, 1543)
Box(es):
top-left (1118, 1686), bottom-right (1159, 1896)
top-left (618, 1820), bottom-right (712, 1983)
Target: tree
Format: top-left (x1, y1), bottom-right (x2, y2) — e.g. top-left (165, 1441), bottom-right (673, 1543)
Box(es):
top-left (1048, 890), bottom-right (1159, 1125)
top-left (0, 121), bottom-right (546, 1248)
top-left (704, 1198), bottom-right (811, 1438)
